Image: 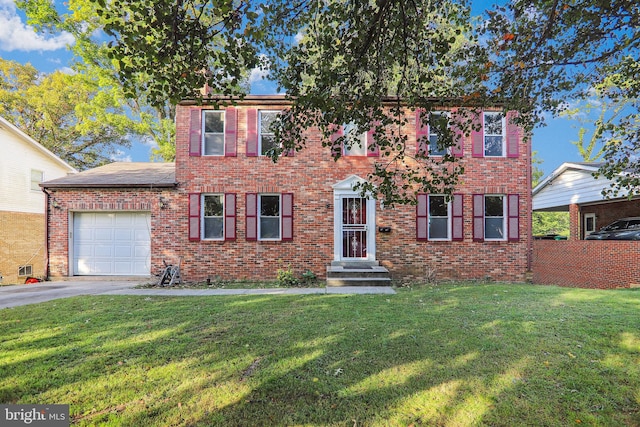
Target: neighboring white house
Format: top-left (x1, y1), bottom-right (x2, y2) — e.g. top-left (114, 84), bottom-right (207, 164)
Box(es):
top-left (0, 116), bottom-right (76, 284)
top-left (533, 162), bottom-right (639, 239)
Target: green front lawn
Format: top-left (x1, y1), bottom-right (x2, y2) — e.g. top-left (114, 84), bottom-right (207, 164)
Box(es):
top-left (1, 283), bottom-right (639, 426)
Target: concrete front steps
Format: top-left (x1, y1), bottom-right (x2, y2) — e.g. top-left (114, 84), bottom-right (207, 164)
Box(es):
top-left (326, 261), bottom-right (392, 287)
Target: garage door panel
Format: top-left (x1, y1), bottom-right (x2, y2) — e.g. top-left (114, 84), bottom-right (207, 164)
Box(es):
top-left (114, 229), bottom-right (133, 241)
top-left (94, 213), bottom-right (116, 226)
top-left (94, 245), bottom-right (113, 257)
top-left (73, 212), bottom-right (150, 276)
top-left (94, 228), bottom-right (114, 241)
top-left (114, 245), bottom-right (133, 257)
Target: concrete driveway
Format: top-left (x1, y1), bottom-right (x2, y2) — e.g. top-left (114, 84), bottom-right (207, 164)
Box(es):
top-left (0, 277), bottom-right (143, 309)
top-left (0, 277), bottom-right (395, 309)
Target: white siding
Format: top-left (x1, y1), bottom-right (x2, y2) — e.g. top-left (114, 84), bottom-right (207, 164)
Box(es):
top-left (0, 124), bottom-right (74, 214)
top-left (533, 168), bottom-right (627, 211)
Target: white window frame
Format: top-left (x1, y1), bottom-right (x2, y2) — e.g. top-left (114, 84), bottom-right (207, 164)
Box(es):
top-left (342, 123), bottom-right (368, 156)
top-left (429, 112), bottom-right (450, 157)
top-left (258, 194), bottom-right (281, 241)
top-left (202, 110), bottom-right (225, 156)
top-left (202, 194), bottom-right (224, 240)
top-left (428, 195), bottom-right (452, 241)
top-left (484, 195), bottom-right (507, 241)
top-left (584, 213), bottom-right (596, 237)
top-left (483, 112), bottom-right (506, 157)
top-left (30, 169), bottom-right (43, 191)
top-left (259, 110), bottom-right (281, 156)
top-left (18, 265), bottom-right (32, 277)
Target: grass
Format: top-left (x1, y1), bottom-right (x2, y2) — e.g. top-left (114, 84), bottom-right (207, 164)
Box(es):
top-left (1, 282), bottom-right (639, 426)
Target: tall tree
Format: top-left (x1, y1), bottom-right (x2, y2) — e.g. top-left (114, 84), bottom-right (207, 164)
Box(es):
top-left (19, 0), bottom-right (640, 202)
top-left (87, 0), bottom-right (479, 205)
top-left (18, 0), bottom-right (177, 161)
top-left (0, 58), bottom-right (135, 169)
top-left (478, 0), bottom-right (639, 197)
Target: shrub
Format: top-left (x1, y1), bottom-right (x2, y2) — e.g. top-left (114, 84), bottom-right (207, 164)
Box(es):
top-left (276, 265), bottom-right (299, 287)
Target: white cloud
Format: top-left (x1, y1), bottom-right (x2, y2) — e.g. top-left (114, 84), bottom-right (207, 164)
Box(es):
top-left (0, 1), bottom-right (74, 52)
top-left (249, 66), bottom-right (270, 86)
top-left (248, 54), bottom-right (271, 86)
top-left (110, 149), bottom-right (132, 163)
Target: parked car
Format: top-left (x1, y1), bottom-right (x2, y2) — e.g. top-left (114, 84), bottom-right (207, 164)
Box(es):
top-left (585, 217), bottom-right (640, 240)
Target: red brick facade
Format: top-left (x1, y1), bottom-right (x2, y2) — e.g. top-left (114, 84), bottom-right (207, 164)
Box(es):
top-left (533, 240), bottom-right (640, 289)
top-left (46, 96), bottom-right (532, 283)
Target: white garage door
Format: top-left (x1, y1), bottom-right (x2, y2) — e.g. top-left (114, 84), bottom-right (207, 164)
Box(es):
top-left (73, 212), bottom-right (151, 275)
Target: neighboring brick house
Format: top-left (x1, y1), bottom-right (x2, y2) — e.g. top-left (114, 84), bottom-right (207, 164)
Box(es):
top-left (0, 116), bottom-right (76, 285)
top-left (43, 95), bottom-right (532, 283)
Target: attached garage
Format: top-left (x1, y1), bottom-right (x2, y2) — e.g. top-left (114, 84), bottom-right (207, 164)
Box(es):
top-left (41, 162), bottom-right (177, 279)
top-left (73, 212), bottom-right (151, 275)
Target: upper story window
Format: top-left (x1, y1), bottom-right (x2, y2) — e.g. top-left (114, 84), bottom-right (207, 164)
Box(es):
top-left (259, 111), bottom-right (280, 156)
top-left (203, 194), bottom-right (224, 240)
top-left (342, 123), bottom-right (368, 156)
top-left (203, 110), bottom-right (225, 156)
top-left (30, 169), bottom-right (43, 191)
top-left (483, 112), bottom-right (505, 157)
top-left (429, 112), bottom-right (449, 156)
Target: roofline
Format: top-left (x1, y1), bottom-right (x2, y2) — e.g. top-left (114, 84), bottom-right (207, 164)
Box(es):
top-left (40, 182), bottom-right (178, 189)
top-left (532, 162), bottom-right (603, 196)
top-left (0, 116), bottom-right (77, 173)
top-left (179, 94), bottom-right (508, 108)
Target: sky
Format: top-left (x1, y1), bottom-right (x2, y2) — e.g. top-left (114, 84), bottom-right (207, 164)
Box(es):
top-left (0, 0), bottom-right (591, 178)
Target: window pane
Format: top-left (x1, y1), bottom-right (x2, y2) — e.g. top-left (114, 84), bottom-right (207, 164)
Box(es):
top-left (485, 196), bottom-right (504, 216)
top-left (484, 136), bottom-right (503, 156)
top-left (429, 135), bottom-right (447, 156)
top-left (585, 217), bottom-right (594, 232)
top-left (204, 134), bottom-right (224, 155)
top-left (260, 217), bottom-right (280, 239)
top-left (429, 218), bottom-right (448, 239)
top-left (485, 218), bottom-right (504, 239)
top-left (429, 196), bottom-right (448, 217)
top-left (260, 195), bottom-right (280, 216)
top-left (261, 135), bottom-right (277, 155)
top-left (260, 112), bottom-right (278, 133)
top-left (343, 123), bottom-right (366, 156)
top-left (30, 170), bottom-right (43, 191)
top-left (204, 218), bottom-right (223, 239)
top-left (204, 195), bottom-right (223, 216)
top-left (484, 113), bottom-right (503, 135)
top-left (204, 112), bottom-right (224, 133)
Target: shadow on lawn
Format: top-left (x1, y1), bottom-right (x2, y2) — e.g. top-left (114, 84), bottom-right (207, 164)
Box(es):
top-left (1, 285), bottom-right (640, 426)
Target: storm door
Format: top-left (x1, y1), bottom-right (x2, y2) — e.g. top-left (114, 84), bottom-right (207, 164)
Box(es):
top-left (332, 175), bottom-right (377, 262)
top-left (341, 197), bottom-right (368, 259)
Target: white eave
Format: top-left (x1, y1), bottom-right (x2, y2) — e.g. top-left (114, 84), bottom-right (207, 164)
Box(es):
top-left (0, 116), bottom-right (77, 174)
top-left (532, 162), bottom-right (636, 211)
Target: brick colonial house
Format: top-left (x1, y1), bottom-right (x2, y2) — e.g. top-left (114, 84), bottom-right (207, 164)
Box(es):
top-left (42, 95), bottom-right (532, 283)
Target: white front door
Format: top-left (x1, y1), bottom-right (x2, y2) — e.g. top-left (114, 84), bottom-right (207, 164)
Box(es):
top-left (333, 176), bottom-right (376, 262)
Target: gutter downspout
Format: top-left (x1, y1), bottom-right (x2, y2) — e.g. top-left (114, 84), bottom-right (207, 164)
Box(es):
top-left (41, 188), bottom-right (51, 281)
